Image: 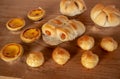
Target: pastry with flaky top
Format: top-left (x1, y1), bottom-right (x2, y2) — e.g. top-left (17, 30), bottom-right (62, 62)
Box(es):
top-left (52, 47), bottom-right (70, 65)
top-left (77, 35), bottom-right (95, 50)
top-left (27, 7), bottom-right (45, 21)
top-left (91, 3), bottom-right (120, 27)
top-left (81, 51), bottom-right (99, 69)
top-left (100, 37), bottom-right (118, 52)
top-left (20, 28), bottom-right (41, 43)
top-left (26, 52), bottom-right (44, 67)
top-left (0, 43), bottom-right (23, 62)
top-left (6, 18), bottom-right (25, 31)
top-left (60, 0), bottom-right (86, 16)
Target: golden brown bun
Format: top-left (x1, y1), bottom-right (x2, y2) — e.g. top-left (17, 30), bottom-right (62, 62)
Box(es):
top-left (6, 18), bottom-right (25, 31)
top-left (52, 47), bottom-right (70, 65)
top-left (77, 35), bottom-right (95, 50)
top-left (81, 51), bottom-right (99, 69)
top-left (100, 37), bottom-right (118, 52)
top-left (42, 15), bottom-right (86, 45)
top-left (27, 7), bottom-right (45, 21)
top-left (26, 52), bottom-right (44, 67)
top-left (0, 43), bottom-right (23, 62)
top-left (60, 0), bottom-right (86, 16)
top-left (91, 4), bottom-right (120, 27)
top-left (20, 28), bottom-right (41, 43)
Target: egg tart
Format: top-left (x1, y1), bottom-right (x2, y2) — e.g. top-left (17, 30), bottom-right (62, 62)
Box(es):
top-left (20, 28), bottom-right (41, 43)
top-left (0, 43), bottom-right (23, 62)
top-left (27, 7), bottom-right (45, 21)
top-left (6, 18), bottom-right (25, 31)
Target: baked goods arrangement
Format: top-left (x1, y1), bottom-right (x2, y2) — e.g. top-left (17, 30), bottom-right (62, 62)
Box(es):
top-left (0, 0), bottom-right (119, 70)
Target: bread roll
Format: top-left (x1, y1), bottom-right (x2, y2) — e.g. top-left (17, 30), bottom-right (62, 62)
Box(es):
top-left (60, 0), bottom-right (86, 16)
top-left (27, 7), bottom-right (45, 21)
top-left (91, 4), bottom-right (120, 27)
top-left (0, 43), bottom-right (23, 62)
top-left (20, 28), bottom-right (41, 43)
top-left (100, 37), bottom-right (118, 52)
top-left (81, 51), bottom-right (99, 69)
top-left (6, 18), bottom-right (25, 31)
top-left (52, 47), bottom-right (70, 65)
top-left (26, 52), bottom-right (44, 67)
top-left (77, 35), bottom-right (95, 50)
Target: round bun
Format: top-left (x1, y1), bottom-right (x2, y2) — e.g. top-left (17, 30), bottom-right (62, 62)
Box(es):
top-left (91, 3), bottom-right (120, 27)
top-left (6, 18), bottom-right (25, 31)
top-left (60, 0), bottom-right (86, 16)
top-left (26, 52), bottom-right (44, 67)
top-left (20, 28), bottom-right (41, 43)
top-left (27, 7), bottom-right (45, 21)
top-left (77, 35), bottom-right (95, 50)
top-left (0, 43), bottom-right (23, 62)
top-left (81, 51), bottom-right (99, 69)
top-left (100, 37), bottom-right (118, 52)
top-left (52, 47), bottom-right (70, 65)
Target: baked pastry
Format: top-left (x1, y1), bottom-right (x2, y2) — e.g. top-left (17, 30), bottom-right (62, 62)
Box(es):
top-left (60, 0), bottom-right (86, 16)
top-left (26, 52), bottom-right (44, 67)
top-left (91, 3), bottom-right (120, 27)
top-left (81, 51), bottom-right (99, 69)
top-left (6, 18), bottom-right (25, 31)
top-left (77, 35), bottom-right (95, 50)
top-left (52, 47), bottom-right (70, 65)
top-left (27, 7), bottom-right (45, 21)
top-left (0, 43), bottom-right (23, 62)
top-left (42, 15), bottom-right (86, 45)
top-left (100, 37), bottom-right (118, 52)
top-left (20, 28), bottom-right (41, 43)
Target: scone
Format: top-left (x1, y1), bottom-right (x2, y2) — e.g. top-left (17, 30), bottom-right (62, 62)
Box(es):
top-left (52, 47), bottom-right (70, 65)
top-left (91, 3), bottom-right (120, 27)
top-left (100, 37), bottom-right (118, 52)
top-left (0, 43), bottom-right (23, 62)
top-left (27, 7), bottom-right (45, 21)
top-left (26, 52), bottom-right (44, 67)
top-left (81, 51), bottom-right (99, 69)
top-left (20, 28), bottom-right (41, 43)
top-left (60, 0), bottom-right (86, 16)
top-left (77, 35), bottom-right (95, 50)
top-left (6, 18), bottom-right (25, 31)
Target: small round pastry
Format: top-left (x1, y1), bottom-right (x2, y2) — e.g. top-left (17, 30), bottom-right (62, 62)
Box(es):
top-left (91, 4), bottom-right (120, 27)
top-left (60, 0), bottom-right (87, 16)
top-left (0, 43), bottom-right (23, 62)
top-left (26, 52), bottom-right (44, 67)
top-left (77, 35), bottom-right (95, 50)
top-left (27, 7), bottom-right (45, 21)
top-left (20, 28), bottom-right (41, 43)
top-left (6, 18), bottom-right (25, 31)
top-left (52, 47), bottom-right (70, 65)
top-left (81, 51), bottom-right (99, 69)
top-left (100, 37), bottom-right (118, 52)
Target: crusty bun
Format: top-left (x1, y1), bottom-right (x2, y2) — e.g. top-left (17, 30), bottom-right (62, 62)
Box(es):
top-left (0, 43), bottom-right (23, 62)
top-left (77, 35), bottom-right (95, 50)
top-left (27, 7), bottom-right (45, 21)
top-left (20, 28), bottom-right (41, 43)
top-left (26, 52), bottom-right (44, 67)
top-left (60, 0), bottom-right (86, 16)
top-left (100, 37), bottom-right (118, 52)
top-left (6, 18), bottom-right (25, 31)
top-left (91, 3), bottom-right (120, 27)
top-left (81, 51), bottom-right (99, 69)
top-left (52, 47), bottom-right (70, 65)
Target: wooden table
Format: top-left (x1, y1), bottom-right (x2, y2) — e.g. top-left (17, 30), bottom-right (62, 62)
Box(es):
top-left (0, 0), bottom-right (120, 79)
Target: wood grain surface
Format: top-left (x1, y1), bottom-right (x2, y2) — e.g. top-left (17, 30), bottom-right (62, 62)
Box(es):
top-left (0, 0), bottom-right (120, 79)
